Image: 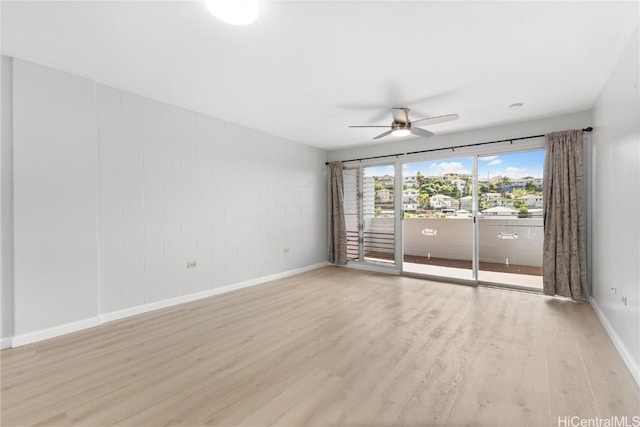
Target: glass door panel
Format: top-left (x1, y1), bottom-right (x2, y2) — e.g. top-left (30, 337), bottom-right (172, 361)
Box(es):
top-left (476, 150), bottom-right (544, 290)
top-left (401, 157), bottom-right (474, 281)
top-left (343, 168), bottom-right (361, 262)
top-left (363, 165), bottom-right (395, 265)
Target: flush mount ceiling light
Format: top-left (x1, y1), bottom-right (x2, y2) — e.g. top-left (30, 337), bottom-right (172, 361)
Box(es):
top-left (391, 128), bottom-right (411, 137)
top-left (205, 0), bottom-right (259, 26)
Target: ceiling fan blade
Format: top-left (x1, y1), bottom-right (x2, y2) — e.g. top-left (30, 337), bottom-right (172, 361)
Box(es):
top-left (410, 127), bottom-right (434, 138)
top-left (349, 125), bottom-right (391, 128)
top-left (412, 113), bottom-right (459, 127)
top-left (401, 90), bottom-right (457, 108)
top-left (392, 107), bottom-right (410, 124)
top-left (373, 130), bottom-right (393, 140)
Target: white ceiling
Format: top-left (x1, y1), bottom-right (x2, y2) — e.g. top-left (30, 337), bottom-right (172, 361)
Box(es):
top-left (2, 1), bottom-right (638, 150)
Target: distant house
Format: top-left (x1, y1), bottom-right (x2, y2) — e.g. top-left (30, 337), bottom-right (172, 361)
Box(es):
top-left (451, 179), bottom-right (467, 194)
top-left (376, 188), bottom-right (394, 202)
top-left (533, 178), bottom-right (543, 190)
top-left (482, 192), bottom-right (502, 202)
top-left (482, 193), bottom-right (512, 208)
top-left (508, 179), bottom-right (528, 191)
top-left (460, 195), bottom-right (473, 211)
top-left (443, 173), bottom-right (470, 182)
top-left (494, 197), bottom-right (514, 208)
top-left (482, 206), bottom-right (517, 216)
top-left (430, 194), bottom-right (453, 209)
top-left (404, 175), bottom-right (417, 187)
top-left (377, 175), bottom-right (394, 188)
top-left (403, 188), bottom-right (419, 202)
top-left (517, 194), bottom-right (544, 208)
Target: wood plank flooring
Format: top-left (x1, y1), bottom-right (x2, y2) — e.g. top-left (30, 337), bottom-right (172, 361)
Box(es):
top-left (2, 266), bottom-right (638, 426)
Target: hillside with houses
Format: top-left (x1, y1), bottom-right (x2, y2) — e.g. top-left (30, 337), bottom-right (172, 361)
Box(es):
top-left (371, 172), bottom-right (544, 218)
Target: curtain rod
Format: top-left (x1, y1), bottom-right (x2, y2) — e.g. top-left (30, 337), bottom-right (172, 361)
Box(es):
top-left (325, 127), bottom-right (593, 165)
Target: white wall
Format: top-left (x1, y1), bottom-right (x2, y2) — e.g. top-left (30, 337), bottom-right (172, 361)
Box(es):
top-left (96, 85), bottom-right (327, 314)
top-left (5, 58), bottom-right (327, 345)
top-left (1, 56), bottom-right (15, 347)
top-left (590, 27), bottom-right (639, 385)
top-left (12, 60), bottom-right (99, 337)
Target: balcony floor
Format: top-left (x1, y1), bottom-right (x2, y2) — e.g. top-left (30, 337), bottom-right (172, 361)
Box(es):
top-left (403, 255), bottom-right (541, 276)
top-left (364, 252), bottom-right (543, 290)
top-left (403, 262), bottom-right (543, 290)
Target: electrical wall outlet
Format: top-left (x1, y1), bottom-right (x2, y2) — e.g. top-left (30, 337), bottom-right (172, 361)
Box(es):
top-left (187, 262), bottom-right (197, 268)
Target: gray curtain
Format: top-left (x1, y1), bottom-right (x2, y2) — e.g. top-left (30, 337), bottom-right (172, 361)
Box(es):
top-left (543, 130), bottom-right (588, 299)
top-left (328, 161), bottom-right (347, 265)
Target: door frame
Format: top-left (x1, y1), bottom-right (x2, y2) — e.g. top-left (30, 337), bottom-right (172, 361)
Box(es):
top-left (342, 138), bottom-right (545, 283)
top-left (396, 141), bottom-right (545, 287)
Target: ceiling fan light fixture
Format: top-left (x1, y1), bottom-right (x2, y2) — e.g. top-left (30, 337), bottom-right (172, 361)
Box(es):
top-left (391, 129), bottom-right (411, 137)
top-left (205, 0), bottom-right (259, 26)
top-left (349, 108), bottom-right (458, 140)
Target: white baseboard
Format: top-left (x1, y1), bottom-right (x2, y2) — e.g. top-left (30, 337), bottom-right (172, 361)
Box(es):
top-left (99, 261), bottom-right (329, 324)
top-left (11, 317), bottom-right (101, 348)
top-left (590, 297), bottom-right (640, 389)
top-left (0, 337), bottom-right (13, 349)
top-left (4, 263), bottom-right (329, 349)
top-left (4, 257), bottom-right (316, 350)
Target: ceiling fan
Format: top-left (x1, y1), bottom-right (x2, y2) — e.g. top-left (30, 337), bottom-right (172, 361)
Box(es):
top-left (349, 108), bottom-right (459, 140)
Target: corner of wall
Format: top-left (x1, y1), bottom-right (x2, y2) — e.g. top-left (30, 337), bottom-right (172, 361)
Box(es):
top-left (1, 55), bottom-right (15, 343)
top-left (590, 25), bottom-right (640, 388)
top-left (590, 297), bottom-right (640, 387)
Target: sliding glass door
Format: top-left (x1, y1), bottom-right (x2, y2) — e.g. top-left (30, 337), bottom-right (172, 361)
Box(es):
top-left (476, 150), bottom-right (544, 290)
top-left (401, 157), bottom-right (475, 280)
top-left (344, 146), bottom-right (544, 291)
top-left (400, 148), bottom-right (545, 290)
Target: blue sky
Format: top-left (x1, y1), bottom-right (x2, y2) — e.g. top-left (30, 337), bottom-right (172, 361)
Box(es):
top-left (364, 150), bottom-right (545, 179)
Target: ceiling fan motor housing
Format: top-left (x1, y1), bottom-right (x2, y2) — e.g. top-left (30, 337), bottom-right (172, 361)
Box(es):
top-left (392, 122), bottom-right (411, 130)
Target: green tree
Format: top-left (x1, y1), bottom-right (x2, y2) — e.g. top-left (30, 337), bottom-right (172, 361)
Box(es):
top-left (525, 180), bottom-right (537, 193)
top-left (517, 205), bottom-right (529, 218)
top-left (416, 171), bottom-right (426, 188)
top-left (373, 177), bottom-right (379, 190)
top-left (500, 176), bottom-right (511, 197)
top-left (419, 193), bottom-right (430, 209)
top-left (420, 176), bottom-right (455, 197)
top-left (513, 199), bottom-right (525, 209)
top-left (461, 176), bottom-right (471, 196)
top-left (511, 189), bottom-right (528, 199)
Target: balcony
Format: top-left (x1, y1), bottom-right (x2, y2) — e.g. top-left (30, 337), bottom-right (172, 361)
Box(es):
top-left (353, 217), bottom-right (543, 289)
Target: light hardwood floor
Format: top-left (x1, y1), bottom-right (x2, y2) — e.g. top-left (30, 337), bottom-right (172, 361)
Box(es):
top-left (2, 267), bottom-right (639, 426)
